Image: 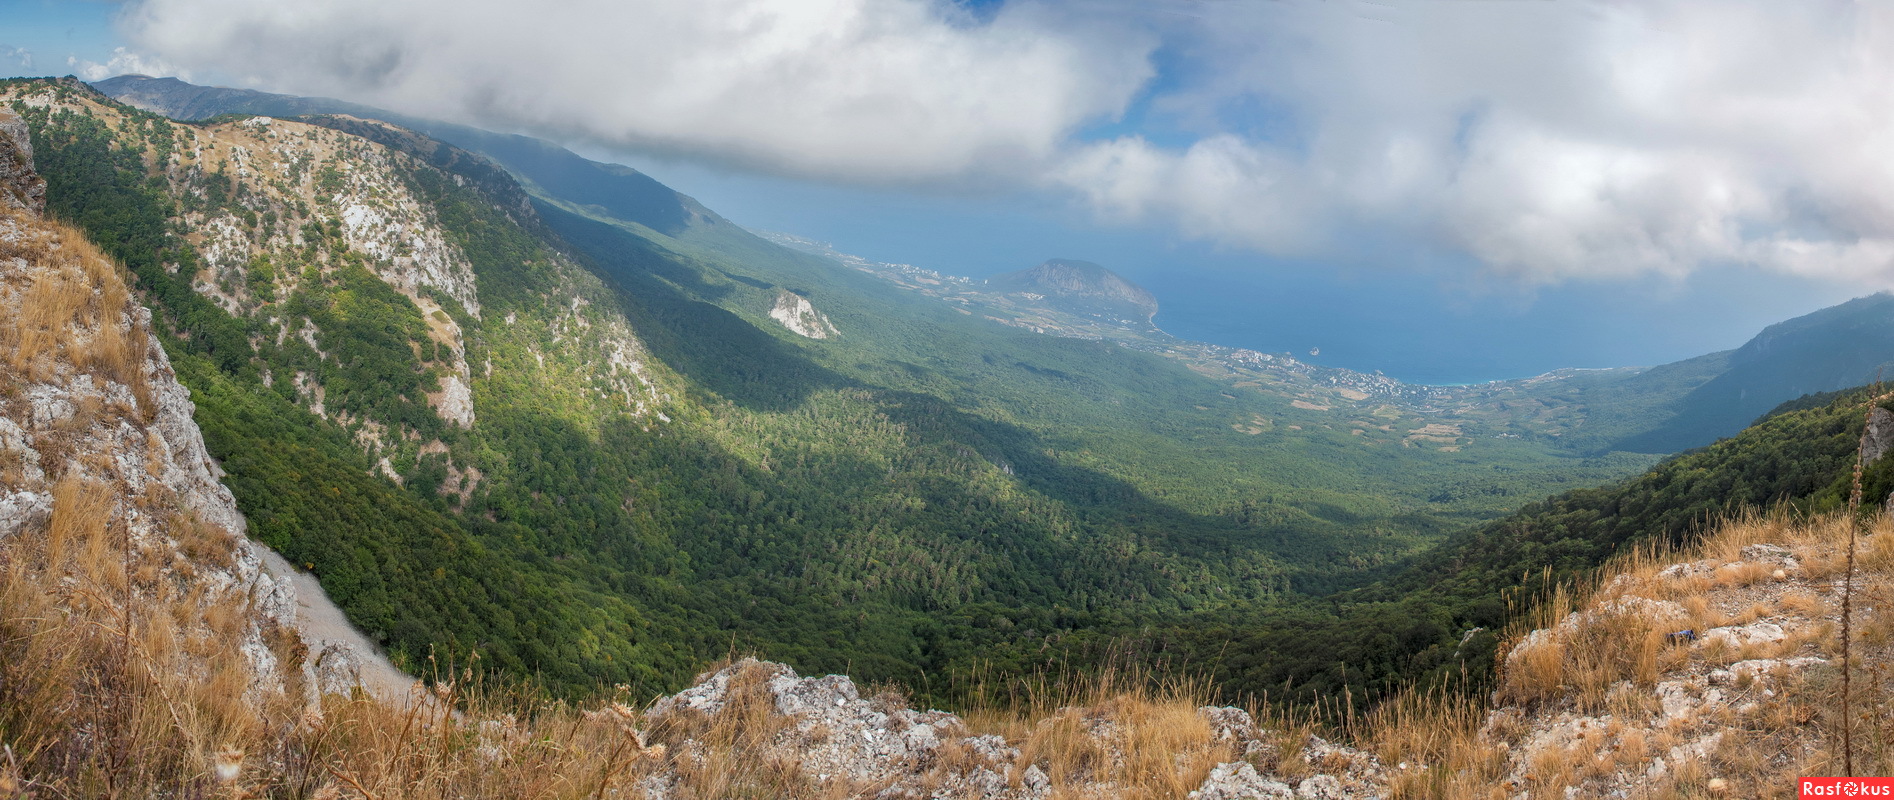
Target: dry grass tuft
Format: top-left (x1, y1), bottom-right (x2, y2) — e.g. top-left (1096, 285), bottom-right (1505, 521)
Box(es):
top-left (958, 661), bottom-right (1249, 800)
top-left (1369, 683), bottom-right (1502, 799)
top-left (302, 668), bottom-right (647, 800)
top-left (1492, 577), bottom-right (1686, 711)
top-left (0, 206), bottom-right (153, 410)
top-left (0, 478), bottom-right (285, 798)
top-left (638, 659), bottom-right (836, 799)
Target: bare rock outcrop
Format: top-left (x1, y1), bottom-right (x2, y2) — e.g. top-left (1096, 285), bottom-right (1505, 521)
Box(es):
top-left (0, 132), bottom-right (407, 707)
top-left (1191, 761), bottom-right (1295, 799)
top-left (634, 659), bottom-right (1389, 799)
top-left (643, 659), bottom-right (1039, 798)
top-left (1477, 531), bottom-right (1864, 798)
top-left (0, 108), bottom-right (45, 213)
top-left (769, 290), bottom-right (839, 339)
top-left (1864, 406), bottom-right (1894, 465)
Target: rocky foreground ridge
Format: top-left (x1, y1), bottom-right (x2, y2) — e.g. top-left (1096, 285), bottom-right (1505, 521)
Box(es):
top-left (605, 513), bottom-right (1885, 799)
top-left (0, 105), bottom-right (422, 794)
top-left (0, 106), bottom-right (298, 683)
top-left (624, 658), bottom-right (1383, 799)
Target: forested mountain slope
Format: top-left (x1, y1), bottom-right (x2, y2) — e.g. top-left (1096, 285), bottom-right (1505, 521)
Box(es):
top-left (97, 75), bottom-right (1894, 459)
top-left (6, 77), bottom-right (699, 694)
top-left (1049, 386), bottom-right (1894, 713)
top-left (1613, 294), bottom-right (1894, 452)
top-left (28, 73), bottom-right (1894, 713)
top-left (11, 77), bottom-right (1619, 701)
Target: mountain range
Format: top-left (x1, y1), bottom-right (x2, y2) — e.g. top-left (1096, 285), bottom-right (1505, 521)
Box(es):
top-left (0, 73), bottom-right (1887, 713)
top-left (94, 74), bottom-right (1894, 454)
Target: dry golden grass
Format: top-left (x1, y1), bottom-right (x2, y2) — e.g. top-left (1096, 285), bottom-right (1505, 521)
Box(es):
top-left (1385, 508), bottom-right (1894, 799)
top-left (1492, 581), bottom-right (1688, 711)
top-left (0, 480), bottom-right (284, 798)
top-left (0, 469), bottom-right (659, 798)
top-left (0, 205), bottom-right (152, 410)
top-left (300, 673), bottom-right (655, 800)
top-left (956, 659), bottom-right (1295, 800)
top-left (1368, 683), bottom-right (1503, 799)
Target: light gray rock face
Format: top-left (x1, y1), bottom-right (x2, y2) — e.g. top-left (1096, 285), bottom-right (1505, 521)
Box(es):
top-left (0, 108), bottom-right (45, 213)
top-left (1865, 407), bottom-right (1894, 465)
top-left (0, 488), bottom-right (51, 540)
top-left (638, 660), bottom-right (1390, 798)
top-left (137, 303), bottom-right (250, 539)
top-left (256, 547), bottom-right (415, 703)
top-left (0, 213), bottom-right (294, 703)
top-left (647, 659), bottom-right (1042, 797)
top-left (769, 290), bottom-right (839, 339)
top-left (1191, 762), bottom-right (1294, 799)
top-left (1202, 705), bottom-right (1279, 761)
top-left (0, 129), bottom-right (417, 709)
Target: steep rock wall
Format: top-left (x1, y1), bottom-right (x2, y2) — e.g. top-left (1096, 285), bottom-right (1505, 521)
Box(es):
top-left (0, 108), bottom-right (44, 212)
top-left (0, 116), bottom-right (409, 705)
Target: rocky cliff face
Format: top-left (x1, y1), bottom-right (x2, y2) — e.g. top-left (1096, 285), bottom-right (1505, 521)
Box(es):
top-left (0, 183), bottom-right (294, 673)
top-left (0, 107), bottom-right (404, 714)
top-left (0, 108), bottom-right (45, 213)
top-left (3, 80), bottom-right (670, 491)
top-left (769, 289), bottom-right (839, 339)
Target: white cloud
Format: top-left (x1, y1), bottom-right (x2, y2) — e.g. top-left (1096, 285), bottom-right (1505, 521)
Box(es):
top-left (118, 0), bottom-right (1154, 182)
top-left (2, 46), bottom-right (32, 71)
top-left (1049, 1), bottom-right (1894, 286)
top-left (69, 47), bottom-right (187, 82)
top-left (112, 0), bottom-right (1894, 286)
top-left (1055, 134), bottom-right (1327, 255)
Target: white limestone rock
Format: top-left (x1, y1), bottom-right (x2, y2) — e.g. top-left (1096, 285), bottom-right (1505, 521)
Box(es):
top-left (770, 290), bottom-right (839, 339)
top-left (1192, 762), bottom-right (1294, 799)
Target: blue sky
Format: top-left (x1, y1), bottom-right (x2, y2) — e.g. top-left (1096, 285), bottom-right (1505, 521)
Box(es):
top-left (0, 1), bottom-right (118, 74)
top-left (3, 0), bottom-right (1882, 383)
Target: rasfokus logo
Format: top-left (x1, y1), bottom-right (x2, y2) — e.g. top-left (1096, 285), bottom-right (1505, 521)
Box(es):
top-left (1802, 778), bottom-right (1894, 797)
